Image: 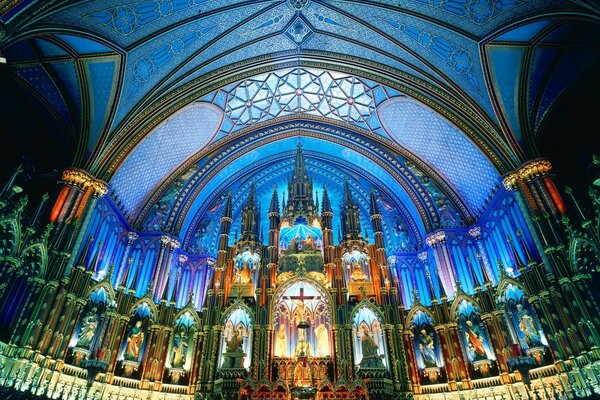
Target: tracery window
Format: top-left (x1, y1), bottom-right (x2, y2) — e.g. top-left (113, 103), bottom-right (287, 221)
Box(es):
top-left (201, 68), bottom-right (385, 134)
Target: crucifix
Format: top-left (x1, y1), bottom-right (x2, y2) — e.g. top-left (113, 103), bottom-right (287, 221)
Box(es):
top-left (286, 286), bottom-right (318, 325)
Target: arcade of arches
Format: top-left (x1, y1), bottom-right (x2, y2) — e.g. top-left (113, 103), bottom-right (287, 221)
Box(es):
top-left (0, 1), bottom-right (599, 400)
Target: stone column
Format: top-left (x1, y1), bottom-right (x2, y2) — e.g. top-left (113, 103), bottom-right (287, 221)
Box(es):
top-left (55, 169), bottom-right (108, 275)
top-left (426, 231), bottom-right (456, 298)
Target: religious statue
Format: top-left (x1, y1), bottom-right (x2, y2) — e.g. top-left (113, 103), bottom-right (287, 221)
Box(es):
top-left (464, 320), bottom-right (487, 361)
top-left (285, 235), bottom-right (301, 255)
top-left (225, 326), bottom-right (245, 353)
top-left (350, 261), bottom-right (367, 282)
top-left (171, 331), bottom-right (188, 368)
top-left (418, 329), bottom-right (437, 368)
top-left (517, 304), bottom-right (543, 347)
top-left (76, 308), bottom-right (98, 348)
top-left (275, 323), bottom-right (287, 357)
top-left (359, 328), bottom-right (384, 368)
top-left (290, 297), bottom-right (307, 325)
top-left (239, 262), bottom-right (253, 284)
top-left (361, 330), bottom-right (379, 359)
top-left (294, 327), bottom-right (311, 358)
top-left (394, 218), bottom-right (412, 252)
top-left (303, 234), bottom-right (316, 252)
top-left (315, 323), bottom-right (329, 357)
top-left (436, 198), bottom-right (460, 228)
top-left (124, 321), bottom-right (145, 361)
top-left (145, 202), bottom-right (169, 231)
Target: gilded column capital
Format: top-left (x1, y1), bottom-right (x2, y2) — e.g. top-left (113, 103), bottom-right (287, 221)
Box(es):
top-left (425, 230), bottom-right (446, 246)
top-left (468, 226), bottom-right (481, 240)
top-left (61, 168), bottom-right (108, 197)
top-left (178, 254), bottom-right (188, 265)
top-left (502, 158), bottom-right (552, 190)
top-left (126, 231), bottom-right (139, 244)
top-left (160, 235), bottom-right (180, 250)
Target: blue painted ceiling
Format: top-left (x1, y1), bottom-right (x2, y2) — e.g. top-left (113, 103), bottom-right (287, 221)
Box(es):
top-left (1, 0), bottom-right (598, 255)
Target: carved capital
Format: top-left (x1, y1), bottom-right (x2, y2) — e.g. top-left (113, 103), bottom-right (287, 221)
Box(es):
top-left (62, 168), bottom-right (108, 197)
top-left (425, 230), bottom-right (446, 247)
top-left (502, 159), bottom-right (552, 190)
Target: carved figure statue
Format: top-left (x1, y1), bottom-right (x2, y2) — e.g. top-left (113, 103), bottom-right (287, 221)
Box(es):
top-left (285, 235), bottom-right (301, 255)
top-left (171, 331), bottom-right (188, 368)
top-left (289, 298), bottom-right (307, 325)
top-left (124, 321), bottom-right (145, 361)
top-left (76, 308), bottom-right (98, 348)
top-left (315, 323), bottom-right (329, 357)
top-left (361, 330), bottom-right (380, 359)
top-left (464, 320), bottom-right (487, 361)
top-left (350, 261), bottom-right (367, 282)
top-left (294, 329), bottom-right (311, 358)
top-left (436, 198), bottom-right (459, 228)
top-left (226, 326), bottom-right (245, 353)
top-left (303, 234), bottom-right (316, 251)
top-left (239, 262), bottom-right (253, 284)
top-left (275, 324), bottom-right (287, 357)
top-left (418, 329), bottom-right (437, 368)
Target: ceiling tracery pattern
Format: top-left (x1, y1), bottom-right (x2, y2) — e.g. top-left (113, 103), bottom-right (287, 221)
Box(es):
top-left (200, 67), bottom-right (396, 136)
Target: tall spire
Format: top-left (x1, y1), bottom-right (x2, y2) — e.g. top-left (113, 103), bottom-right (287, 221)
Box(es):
top-left (294, 142), bottom-right (307, 178)
top-left (321, 185), bottom-right (332, 214)
top-left (241, 182), bottom-right (260, 242)
top-left (343, 180), bottom-right (354, 205)
top-left (269, 186), bottom-right (279, 214)
top-left (247, 180), bottom-right (256, 206)
top-left (286, 141), bottom-right (315, 221)
top-left (369, 189), bottom-right (380, 215)
top-left (222, 193), bottom-right (232, 219)
top-left (340, 180), bottom-right (361, 239)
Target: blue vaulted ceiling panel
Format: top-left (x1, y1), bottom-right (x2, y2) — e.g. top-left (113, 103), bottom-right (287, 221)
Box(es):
top-left (46, 60), bottom-right (82, 123)
top-left (77, 0), bottom-right (280, 46)
top-left (12, 64), bottom-right (73, 130)
top-left (111, 1), bottom-right (278, 128)
top-left (535, 49), bottom-right (600, 132)
top-left (34, 38), bottom-right (70, 58)
top-left (110, 103), bottom-right (224, 216)
top-left (527, 47), bottom-right (559, 111)
top-left (494, 20), bottom-right (551, 42)
top-left (3, 40), bottom-right (37, 62)
top-left (487, 45), bottom-right (526, 142)
top-left (82, 58), bottom-right (120, 154)
top-left (324, 0), bottom-right (495, 118)
top-left (55, 34), bottom-right (112, 54)
top-left (378, 97), bottom-right (499, 213)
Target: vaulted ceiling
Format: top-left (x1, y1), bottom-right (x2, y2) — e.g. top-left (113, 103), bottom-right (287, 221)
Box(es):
top-left (1, 0), bottom-right (599, 253)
